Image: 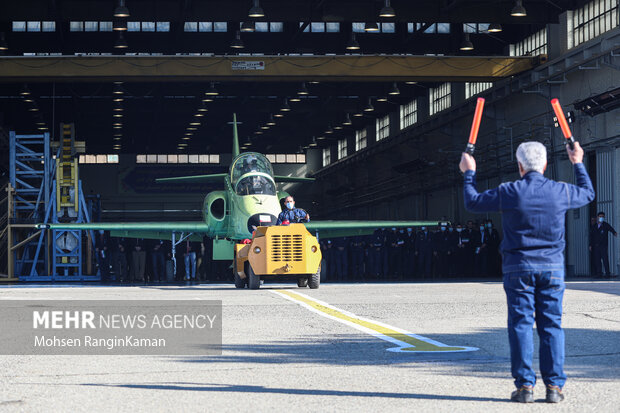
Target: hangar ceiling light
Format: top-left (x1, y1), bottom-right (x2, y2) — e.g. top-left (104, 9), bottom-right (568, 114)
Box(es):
top-left (266, 114), bottom-right (276, 126)
top-left (364, 22), bottom-right (379, 32)
top-left (511, 0), bottom-right (527, 17)
top-left (460, 33), bottom-right (474, 51)
top-left (230, 31), bottom-right (245, 49)
top-left (113, 0), bottom-right (130, 18)
top-left (346, 33), bottom-right (360, 51)
top-left (342, 113), bottom-right (352, 126)
top-left (0, 32), bottom-right (8, 51)
top-left (113, 20), bottom-right (127, 31)
top-left (280, 98), bottom-right (291, 112)
top-left (114, 32), bottom-right (128, 49)
top-left (248, 0), bottom-right (265, 18)
top-left (488, 23), bottom-right (503, 32)
top-left (297, 82), bottom-right (309, 95)
top-left (389, 83), bottom-right (400, 95)
top-left (363, 98), bottom-right (374, 112)
top-left (241, 21), bottom-right (255, 33)
top-left (379, 0), bottom-right (396, 18)
top-left (205, 82), bottom-right (219, 96)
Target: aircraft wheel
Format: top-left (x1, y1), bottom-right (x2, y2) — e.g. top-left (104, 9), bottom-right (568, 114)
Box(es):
top-left (233, 258), bottom-right (246, 289)
top-left (297, 277), bottom-right (308, 288)
top-left (246, 262), bottom-right (260, 290)
top-left (308, 265), bottom-right (321, 289)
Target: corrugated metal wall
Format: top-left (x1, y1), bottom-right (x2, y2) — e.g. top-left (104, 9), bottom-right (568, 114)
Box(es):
top-left (596, 150), bottom-right (618, 275)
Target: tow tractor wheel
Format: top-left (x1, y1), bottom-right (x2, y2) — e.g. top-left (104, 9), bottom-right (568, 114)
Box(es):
top-left (246, 262), bottom-right (261, 290)
top-left (297, 277), bottom-right (308, 288)
top-left (308, 265), bottom-right (321, 289)
top-left (233, 258), bottom-right (246, 289)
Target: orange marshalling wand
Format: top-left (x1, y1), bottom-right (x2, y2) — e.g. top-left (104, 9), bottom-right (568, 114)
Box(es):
top-left (465, 97), bottom-right (485, 155)
top-left (550, 98), bottom-right (575, 149)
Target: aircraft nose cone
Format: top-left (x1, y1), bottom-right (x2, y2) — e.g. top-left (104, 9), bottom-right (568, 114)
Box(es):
top-left (247, 213), bottom-right (277, 233)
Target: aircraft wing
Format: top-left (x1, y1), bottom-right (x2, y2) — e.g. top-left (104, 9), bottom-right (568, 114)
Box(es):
top-left (273, 175), bottom-right (315, 183)
top-left (304, 220), bottom-right (442, 238)
top-left (36, 222), bottom-right (209, 242)
top-left (155, 173), bottom-right (227, 184)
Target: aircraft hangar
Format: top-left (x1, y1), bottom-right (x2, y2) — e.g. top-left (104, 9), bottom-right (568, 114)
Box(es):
top-left (2, 0), bottom-right (619, 282)
top-left (1, 2), bottom-right (620, 412)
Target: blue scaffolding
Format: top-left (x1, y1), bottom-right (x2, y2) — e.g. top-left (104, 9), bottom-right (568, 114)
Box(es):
top-left (8, 129), bottom-right (98, 281)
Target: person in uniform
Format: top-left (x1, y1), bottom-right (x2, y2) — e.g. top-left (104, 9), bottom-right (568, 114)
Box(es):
top-left (486, 219), bottom-right (501, 277)
top-left (368, 229), bottom-right (384, 279)
top-left (589, 211), bottom-right (617, 277)
top-left (415, 226), bottom-right (432, 278)
top-left (461, 141), bottom-right (594, 403)
top-left (332, 237), bottom-right (348, 281)
top-left (276, 196), bottom-right (310, 225)
top-left (433, 224), bottom-right (451, 278)
top-left (350, 236), bottom-right (365, 281)
top-left (95, 230), bottom-right (110, 282)
top-left (150, 240), bottom-right (165, 283)
top-left (403, 228), bottom-right (417, 279)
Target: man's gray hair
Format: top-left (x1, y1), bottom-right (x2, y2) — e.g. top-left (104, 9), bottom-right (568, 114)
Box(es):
top-left (516, 141), bottom-right (547, 173)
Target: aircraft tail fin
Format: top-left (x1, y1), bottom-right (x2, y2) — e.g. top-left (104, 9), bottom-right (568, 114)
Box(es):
top-left (232, 113), bottom-right (240, 158)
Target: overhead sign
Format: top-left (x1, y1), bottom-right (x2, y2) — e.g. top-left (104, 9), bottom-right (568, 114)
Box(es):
top-left (231, 61), bottom-right (265, 71)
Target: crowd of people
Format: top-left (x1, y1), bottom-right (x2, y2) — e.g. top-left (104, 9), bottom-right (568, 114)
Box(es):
top-left (319, 220), bottom-right (502, 281)
top-left (94, 232), bottom-right (229, 284)
top-left (92, 214), bottom-right (616, 284)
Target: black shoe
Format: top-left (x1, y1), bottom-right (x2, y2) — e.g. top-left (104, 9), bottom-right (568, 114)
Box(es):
top-left (511, 386), bottom-right (534, 403)
top-left (546, 385), bottom-right (564, 403)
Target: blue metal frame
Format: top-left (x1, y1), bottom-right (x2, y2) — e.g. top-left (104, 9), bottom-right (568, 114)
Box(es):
top-left (10, 130), bottom-right (98, 282)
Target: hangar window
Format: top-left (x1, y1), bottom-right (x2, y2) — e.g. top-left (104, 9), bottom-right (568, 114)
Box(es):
top-left (69, 21), bottom-right (83, 32)
top-left (156, 22), bottom-right (170, 32)
top-left (376, 115), bottom-right (390, 141)
top-left (463, 23), bottom-right (490, 33)
top-left (26, 21), bottom-right (41, 32)
top-left (213, 22), bottom-right (228, 32)
top-left (400, 99), bottom-right (418, 130)
top-left (199, 22), bottom-right (213, 32)
top-left (509, 28), bottom-right (547, 56)
top-left (337, 138), bottom-right (348, 159)
top-left (256, 22), bottom-right (269, 32)
top-left (352, 23), bottom-right (365, 33)
top-left (12, 22), bottom-right (26, 32)
top-left (465, 82), bottom-right (493, 99)
top-left (568, 0), bottom-right (619, 48)
top-left (42, 22), bottom-right (56, 32)
top-left (85, 21), bottom-right (99, 31)
top-left (184, 22), bottom-right (198, 32)
top-left (99, 22), bottom-right (113, 31)
top-left (78, 154), bottom-right (119, 164)
top-left (355, 128), bottom-right (367, 151)
top-left (326, 23), bottom-right (340, 32)
top-left (178, 154), bottom-right (188, 163)
top-left (408, 23), bottom-right (450, 34)
top-left (322, 148), bottom-right (331, 167)
top-left (429, 83), bottom-right (452, 116)
top-left (157, 154), bottom-right (167, 163)
top-left (167, 155), bottom-right (178, 163)
top-left (270, 22), bottom-right (284, 32)
top-left (142, 22), bottom-right (156, 32)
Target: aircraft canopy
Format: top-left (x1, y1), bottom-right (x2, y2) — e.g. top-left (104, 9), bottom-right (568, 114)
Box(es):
top-left (231, 153), bottom-right (274, 184)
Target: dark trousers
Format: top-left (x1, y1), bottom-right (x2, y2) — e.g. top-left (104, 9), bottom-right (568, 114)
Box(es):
top-left (151, 251), bottom-right (165, 281)
top-left (351, 248), bottom-right (365, 280)
top-left (475, 249), bottom-right (489, 277)
top-left (114, 253), bottom-right (128, 282)
top-left (334, 249), bottom-right (347, 281)
top-left (592, 246), bottom-right (611, 276)
top-left (97, 252), bottom-right (110, 282)
top-left (504, 270), bottom-right (566, 389)
top-left (417, 250), bottom-right (432, 277)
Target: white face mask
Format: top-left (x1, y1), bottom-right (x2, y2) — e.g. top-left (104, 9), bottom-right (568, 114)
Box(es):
top-left (598, 217), bottom-right (604, 223)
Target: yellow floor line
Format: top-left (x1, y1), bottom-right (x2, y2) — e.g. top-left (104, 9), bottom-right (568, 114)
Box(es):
top-left (272, 289), bottom-right (478, 353)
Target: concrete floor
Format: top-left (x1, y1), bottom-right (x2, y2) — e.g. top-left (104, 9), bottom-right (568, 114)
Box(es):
top-left (0, 281), bottom-right (618, 412)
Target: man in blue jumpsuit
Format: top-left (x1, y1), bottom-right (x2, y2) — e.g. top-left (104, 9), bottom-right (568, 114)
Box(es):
top-left (276, 195), bottom-right (310, 225)
top-left (460, 141), bottom-right (594, 403)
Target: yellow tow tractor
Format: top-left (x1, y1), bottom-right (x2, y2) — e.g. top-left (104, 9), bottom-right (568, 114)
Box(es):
top-left (233, 223), bottom-right (322, 289)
